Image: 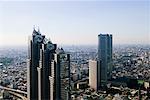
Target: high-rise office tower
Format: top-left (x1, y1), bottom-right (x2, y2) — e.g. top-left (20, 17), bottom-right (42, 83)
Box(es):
top-left (27, 29), bottom-right (56, 100)
top-left (49, 48), bottom-right (70, 100)
top-left (37, 41), bottom-right (56, 100)
top-left (27, 29), bottom-right (45, 100)
top-left (89, 60), bottom-right (101, 91)
top-left (98, 34), bottom-right (112, 86)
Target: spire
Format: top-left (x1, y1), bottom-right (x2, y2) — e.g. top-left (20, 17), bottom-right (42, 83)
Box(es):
top-left (33, 25), bottom-right (36, 30)
top-left (55, 48), bottom-right (65, 54)
top-left (44, 38), bottom-right (52, 44)
top-left (38, 26), bottom-right (40, 33)
top-left (48, 38), bottom-right (52, 43)
top-left (32, 25), bottom-right (40, 35)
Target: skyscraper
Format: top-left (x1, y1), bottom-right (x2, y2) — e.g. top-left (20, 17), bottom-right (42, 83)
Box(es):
top-left (27, 29), bottom-right (56, 100)
top-left (27, 29), bottom-right (45, 100)
top-left (89, 60), bottom-right (101, 91)
top-left (37, 41), bottom-right (56, 100)
top-left (49, 48), bottom-right (70, 100)
top-left (98, 34), bottom-right (112, 86)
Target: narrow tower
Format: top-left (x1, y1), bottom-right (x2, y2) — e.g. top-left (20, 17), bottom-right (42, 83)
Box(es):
top-left (27, 29), bottom-right (45, 100)
top-left (50, 48), bottom-right (71, 100)
top-left (89, 60), bottom-right (101, 91)
top-left (98, 34), bottom-right (112, 86)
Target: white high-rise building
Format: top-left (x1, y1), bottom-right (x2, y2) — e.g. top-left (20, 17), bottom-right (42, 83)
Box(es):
top-left (89, 60), bottom-right (101, 91)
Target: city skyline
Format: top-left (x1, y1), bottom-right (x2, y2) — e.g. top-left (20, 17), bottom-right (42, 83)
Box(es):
top-left (0, 0), bottom-right (149, 46)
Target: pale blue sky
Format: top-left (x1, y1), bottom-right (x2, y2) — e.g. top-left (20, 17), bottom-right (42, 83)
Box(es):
top-left (0, 0), bottom-right (149, 46)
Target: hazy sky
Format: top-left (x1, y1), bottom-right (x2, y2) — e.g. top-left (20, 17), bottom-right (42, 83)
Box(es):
top-left (0, 0), bottom-right (149, 46)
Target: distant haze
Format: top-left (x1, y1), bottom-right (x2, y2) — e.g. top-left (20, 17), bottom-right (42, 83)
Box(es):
top-left (0, 0), bottom-right (149, 46)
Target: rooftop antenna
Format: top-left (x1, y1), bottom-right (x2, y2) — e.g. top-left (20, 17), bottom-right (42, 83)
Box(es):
top-left (33, 25), bottom-right (36, 31)
top-left (38, 26), bottom-right (40, 33)
top-left (48, 38), bottom-right (52, 43)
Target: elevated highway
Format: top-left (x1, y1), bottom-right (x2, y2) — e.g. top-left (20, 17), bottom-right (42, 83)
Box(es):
top-left (0, 85), bottom-right (27, 100)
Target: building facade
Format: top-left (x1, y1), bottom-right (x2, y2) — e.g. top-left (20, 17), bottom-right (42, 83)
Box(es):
top-left (98, 34), bottom-right (112, 86)
top-left (50, 48), bottom-right (70, 100)
top-left (89, 60), bottom-right (101, 91)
